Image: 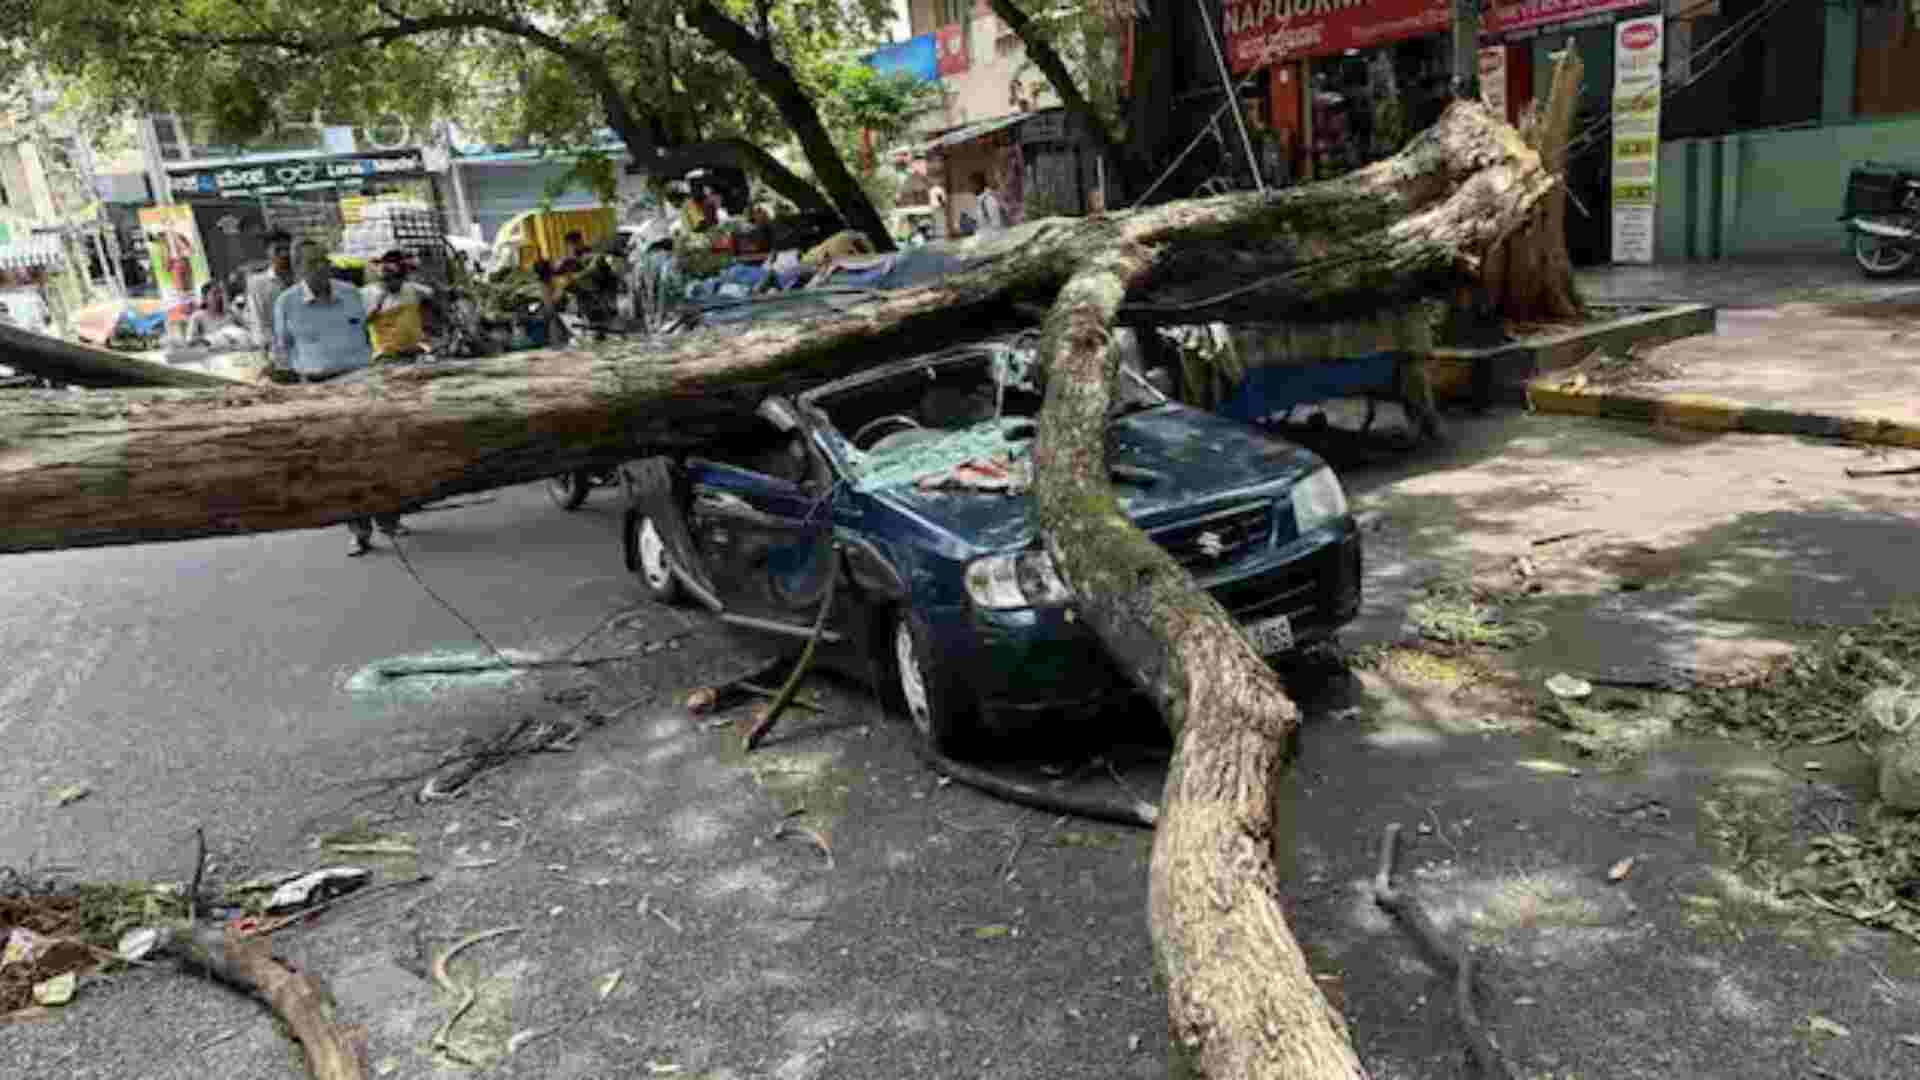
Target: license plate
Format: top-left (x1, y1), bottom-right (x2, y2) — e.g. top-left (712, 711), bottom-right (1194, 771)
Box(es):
top-left (1244, 613), bottom-right (1294, 655)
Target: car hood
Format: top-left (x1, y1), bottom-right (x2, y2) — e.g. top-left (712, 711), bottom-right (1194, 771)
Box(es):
top-left (876, 404), bottom-right (1323, 554)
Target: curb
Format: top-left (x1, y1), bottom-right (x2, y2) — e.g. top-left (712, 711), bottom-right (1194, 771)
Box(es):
top-left (1527, 381), bottom-right (1920, 449)
top-left (1424, 303), bottom-right (1717, 407)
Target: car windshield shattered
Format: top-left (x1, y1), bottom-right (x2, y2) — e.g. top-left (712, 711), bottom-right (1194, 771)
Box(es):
top-left (818, 335), bottom-right (1166, 495)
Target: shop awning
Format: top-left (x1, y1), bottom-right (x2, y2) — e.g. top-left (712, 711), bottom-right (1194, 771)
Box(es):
top-left (0, 235), bottom-right (65, 271)
top-left (923, 113), bottom-right (1030, 154)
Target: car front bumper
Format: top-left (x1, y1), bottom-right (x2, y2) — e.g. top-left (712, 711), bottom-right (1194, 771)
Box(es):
top-left (929, 520), bottom-right (1364, 713)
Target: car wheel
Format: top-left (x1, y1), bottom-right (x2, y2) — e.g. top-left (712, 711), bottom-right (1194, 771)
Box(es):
top-left (629, 512), bottom-right (684, 604)
top-left (546, 470), bottom-right (592, 510)
top-left (890, 610), bottom-right (978, 756)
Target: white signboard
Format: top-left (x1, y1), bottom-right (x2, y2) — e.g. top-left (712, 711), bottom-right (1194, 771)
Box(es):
top-left (1611, 15), bottom-right (1663, 264)
top-left (1479, 46), bottom-right (1509, 122)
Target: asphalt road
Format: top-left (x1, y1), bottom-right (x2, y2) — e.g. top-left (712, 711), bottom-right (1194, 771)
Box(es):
top-left (1, 479), bottom-right (1173, 1080)
top-left (0, 482), bottom-right (676, 877)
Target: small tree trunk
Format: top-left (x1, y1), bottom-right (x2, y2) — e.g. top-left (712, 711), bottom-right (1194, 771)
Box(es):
top-left (1482, 44), bottom-right (1583, 322)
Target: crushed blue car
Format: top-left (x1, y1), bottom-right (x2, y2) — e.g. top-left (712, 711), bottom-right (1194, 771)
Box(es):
top-left (623, 333), bottom-right (1361, 753)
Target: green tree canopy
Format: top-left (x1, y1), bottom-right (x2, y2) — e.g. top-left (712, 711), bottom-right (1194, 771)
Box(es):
top-left (18, 0), bottom-right (910, 246)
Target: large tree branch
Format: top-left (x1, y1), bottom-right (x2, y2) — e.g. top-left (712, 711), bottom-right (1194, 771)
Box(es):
top-left (986, 0), bottom-right (1125, 171)
top-left (1030, 102), bottom-right (1551, 1079)
top-left (681, 0), bottom-right (894, 249)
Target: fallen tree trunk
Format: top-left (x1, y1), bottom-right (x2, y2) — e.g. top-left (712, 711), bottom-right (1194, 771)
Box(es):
top-left (1, 102), bottom-right (1554, 1078)
top-left (0, 321), bottom-right (244, 390)
top-left (0, 104), bottom-right (1544, 557)
top-left (1031, 103), bottom-right (1549, 1078)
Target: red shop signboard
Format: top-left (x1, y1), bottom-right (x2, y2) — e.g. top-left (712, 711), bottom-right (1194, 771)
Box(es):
top-left (1481, 0), bottom-right (1649, 35)
top-left (1222, 0), bottom-right (1450, 74)
top-left (937, 24), bottom-right (970, 76)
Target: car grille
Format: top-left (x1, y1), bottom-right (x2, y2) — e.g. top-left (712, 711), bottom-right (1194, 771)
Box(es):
top-left (1208, 534), bottom-right (1360, 627)
top-left (1149, 501), bottom-right (1273, 571)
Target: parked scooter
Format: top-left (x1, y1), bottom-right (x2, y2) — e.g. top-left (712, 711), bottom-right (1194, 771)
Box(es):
top-left (1842, 162), bottom-right (1920, 277)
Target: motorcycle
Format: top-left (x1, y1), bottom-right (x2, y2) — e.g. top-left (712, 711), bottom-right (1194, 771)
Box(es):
top-left (1842, 162), bottom-right (1920, 277)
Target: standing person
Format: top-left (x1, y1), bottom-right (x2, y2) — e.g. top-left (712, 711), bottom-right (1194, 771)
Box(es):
top-left (682, 184), bottom-right (712, 233)
top-left (361, 249), bottom-right (439, 363)
top-left (970, 172), bottom-right (1007, 235)
top-left (247, 229), bottom-right (298, 375)
top-left (275, 239), bottom-right (408, 556)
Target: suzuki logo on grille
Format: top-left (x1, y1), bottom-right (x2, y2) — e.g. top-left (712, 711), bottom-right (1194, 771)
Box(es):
top-left (1195, 530), bottom-right (1226, 559)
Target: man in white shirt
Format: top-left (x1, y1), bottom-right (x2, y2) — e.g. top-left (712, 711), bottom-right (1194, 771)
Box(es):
top-left (246, 229), bottom-right (298, 373)
top-left (971, 172), bottom-right (1008, 235)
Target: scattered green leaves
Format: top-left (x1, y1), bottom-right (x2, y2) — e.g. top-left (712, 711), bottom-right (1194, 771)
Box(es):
top-left (1686, 605), bottom-right (1920, 746)
top-left (1784, 807), bottom-right (1920, 945)
top-left (1407, 579), bottom-right (1546, 650)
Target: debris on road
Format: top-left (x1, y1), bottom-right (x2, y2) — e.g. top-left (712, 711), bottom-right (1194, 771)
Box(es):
top-left (1407, 579), bottom-right (1545, 649)
top-left (161, 924), bottom-right (365, 1079)
top-left (31, 970), bottom-right (76, 1006)
top-left (50, 783), bottom-right (91, 807)
top-left (320, 825), bottom-right (418, 858)
top-left (1808, 1015), bottom-right (1851, 1038)
top-left (267, 868), bottom-right (370, 913)
top-left (430, 926), bottom-right (523, 1064)
top-left (1546, 673), bottom-right (1594, 700)
top-left (1371, 822), bottom-right (1509, 1080)
top-left (1607, 857), bottom-right (1636, 882)
top-left (772, 819), bottom-right (835, 869)
top-left (419, 715), bottom-right (581, 802)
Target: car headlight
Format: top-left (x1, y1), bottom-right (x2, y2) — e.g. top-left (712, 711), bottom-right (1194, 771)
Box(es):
top-left (964, 549), bottom-right (1073, 610)
top-left (1290, 466), bottom-right (1349, 536)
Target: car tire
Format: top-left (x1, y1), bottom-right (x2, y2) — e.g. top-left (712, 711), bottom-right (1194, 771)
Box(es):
top-left (546, 470), bottom-right (592, 510)
top-left (887, 609), bottom-right (978, 756)
top-left (628, 511), bottom-right (685, 605)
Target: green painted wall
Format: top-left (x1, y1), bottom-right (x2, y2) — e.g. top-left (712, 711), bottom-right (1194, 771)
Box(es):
top-left (1657, 113), bottom-right (1920, 259)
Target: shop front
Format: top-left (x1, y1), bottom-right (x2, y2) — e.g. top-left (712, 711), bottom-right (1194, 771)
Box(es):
top-left (1478, 1), bottom-right (1663, 264)
top-left (1221, 0), bottom-right (1453, 183)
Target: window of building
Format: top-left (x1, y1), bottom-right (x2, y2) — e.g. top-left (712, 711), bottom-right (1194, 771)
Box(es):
top-left (1856, 3), bottom-right (1920, 117)
top-left (936, 0), bottom-right (967, 26)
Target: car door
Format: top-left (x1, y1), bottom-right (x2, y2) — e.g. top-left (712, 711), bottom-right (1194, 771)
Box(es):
top-left (687, 399), bottom-right (839, 633)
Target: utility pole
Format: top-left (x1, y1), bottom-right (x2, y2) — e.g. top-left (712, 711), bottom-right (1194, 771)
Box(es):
top-left (1452, 0), bottom-right (1482, 100)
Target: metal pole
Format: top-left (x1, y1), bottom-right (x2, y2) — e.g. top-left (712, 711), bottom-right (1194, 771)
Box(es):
top-left (140, 114), bottom-right (174, 206)
top-left (1451, 0), bottom-right (1482, 100)
top-left (1193, 0), bottom-right (1265, 196)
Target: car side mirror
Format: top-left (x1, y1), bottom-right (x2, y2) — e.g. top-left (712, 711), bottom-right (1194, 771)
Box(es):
top-left (757, 398), bottom-right (799, 432)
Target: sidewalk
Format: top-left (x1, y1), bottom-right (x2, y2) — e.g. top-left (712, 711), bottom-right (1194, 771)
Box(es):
top-left (1538, 260), bottom-right (1920, 446)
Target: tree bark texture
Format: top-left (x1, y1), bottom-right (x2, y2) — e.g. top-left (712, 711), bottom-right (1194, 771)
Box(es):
top-left (1, 322), bottom-right (244, 389)
top-left (1480, 45), bottom-right (1583, 322)
top-left (1028, 102), bottom-right (1550, 1079)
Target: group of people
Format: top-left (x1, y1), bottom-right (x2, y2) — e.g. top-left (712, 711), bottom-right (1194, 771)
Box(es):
top-left (247, 229), bottom-right (442, 556)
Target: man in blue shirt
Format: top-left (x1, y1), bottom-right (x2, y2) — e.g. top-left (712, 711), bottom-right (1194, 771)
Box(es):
top-left (275, 239), bottom-right (409, 556)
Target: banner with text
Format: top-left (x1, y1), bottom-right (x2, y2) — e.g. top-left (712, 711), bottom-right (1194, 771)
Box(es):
top-left (1483, 0), bottom-right (1650, 36)
top-left (1222, 0), bottom-right (1449, 74)
top-left (1610, 14), bottom-right (1663, 264)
